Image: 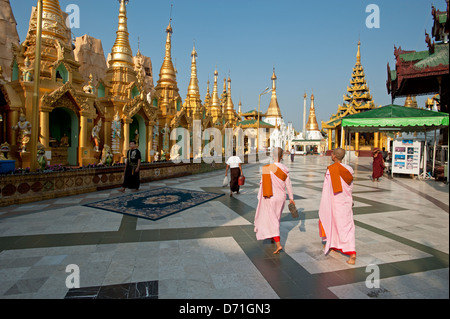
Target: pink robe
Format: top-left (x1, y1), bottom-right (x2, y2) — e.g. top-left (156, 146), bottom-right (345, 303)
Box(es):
top-left (318, 163), bottom-right (356, 255)
top-left (254, 163), bottom-right (294, 240)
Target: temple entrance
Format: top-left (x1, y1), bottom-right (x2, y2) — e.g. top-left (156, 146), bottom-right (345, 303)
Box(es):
top-left (130, 114), bottom-right (145, 157)
top-left (49, 107), bottom-right (79, 166)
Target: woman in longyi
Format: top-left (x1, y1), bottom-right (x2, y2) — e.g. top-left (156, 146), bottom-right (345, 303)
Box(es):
top-left (254, 147), bottom-right (295, 254)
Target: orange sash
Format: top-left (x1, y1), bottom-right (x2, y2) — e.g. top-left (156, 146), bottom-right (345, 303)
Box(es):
top-left (262, 164), bottom-right (287, 198)
top-left (328, 162), bottom-right (353, 194)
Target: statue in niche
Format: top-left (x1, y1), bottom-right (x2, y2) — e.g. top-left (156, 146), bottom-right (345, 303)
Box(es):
top-left (111, 112), bottom-right (121, 154)
top-left (60, 133), bottom-right (69, 147)
top-left (161, 123), bottom-right (170, 153)
top-left (91, 118), bottom-right (102, 152)
top-left (100, 144), bottom-right (113, 166)
top-left (37, 142), bottom-right (48, 170)
top-left (83, 74), bottom-right (95, 94)
top-left (12, 109), bottom-right (32, 152)
top-left (22, 57), bottom-right (33, 82)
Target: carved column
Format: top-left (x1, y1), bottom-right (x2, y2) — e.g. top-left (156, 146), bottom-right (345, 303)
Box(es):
top-left (123, 118), bottom-right (131, 159)
top-left (39, 107), bottom-right (51, 148)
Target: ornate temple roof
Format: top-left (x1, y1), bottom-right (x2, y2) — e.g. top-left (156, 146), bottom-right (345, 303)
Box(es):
top-left (323, 41), bottom-right (378, 130)
top-left (387, 2), bottom-right (449, 113)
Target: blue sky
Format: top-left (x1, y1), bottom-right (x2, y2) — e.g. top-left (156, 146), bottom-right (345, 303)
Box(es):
top-left (11, 0), bottom-right (443, 132)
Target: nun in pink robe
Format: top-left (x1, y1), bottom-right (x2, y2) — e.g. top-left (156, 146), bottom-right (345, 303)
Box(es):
top-left (318, 158), bottom-right (356, 264)
top-left (254, 160), bottom-right (294, 254)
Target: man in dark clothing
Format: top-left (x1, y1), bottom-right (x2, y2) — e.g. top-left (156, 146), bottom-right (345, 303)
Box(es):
top-left (119, 140), bottom-right (141, 192)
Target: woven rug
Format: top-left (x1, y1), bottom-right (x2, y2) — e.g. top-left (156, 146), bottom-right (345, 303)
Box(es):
top-left (85, 187), bottom-right (224, 221)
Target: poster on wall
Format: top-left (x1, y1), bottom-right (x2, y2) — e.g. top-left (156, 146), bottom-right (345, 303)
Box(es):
top-left (392, 139), bottom-right (422, 175)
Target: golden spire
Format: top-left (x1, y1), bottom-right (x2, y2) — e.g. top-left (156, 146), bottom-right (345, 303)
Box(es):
top-left (157, 19), bottom-right (177, 87)
top-left (187, 43), bottom-right (200, 97)
top-left (306, 92), bottom-right (320, 131)
top-left (211, 69), bottom-right (220, 109)
top-left (203, 79), bottom-right (211, 108)
top-left (265, 68), bottom-right (282, 118)
top-left (226, 76), bottom-right (234, 111)
top-left (109, 0), bottom-right (134, 69)
top-left (184, 42), bottom-right (202, 116)
top-left (210, 69), bottom-right (221, 123)
top-left (356, 40), bottom-right (361, 65)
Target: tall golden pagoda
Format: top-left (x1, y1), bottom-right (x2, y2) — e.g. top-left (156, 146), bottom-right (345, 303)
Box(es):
top-left (265, 68), bottom-right (282, 119)
top-left (264, 68), bottom-right (283, 129)
top-left (182, 43), bottom-right (202, 120)
top-left (223, 77), bottom-right (237, 126)
top-left (306, 92), bottom-right (320, 132)
top-left (209, 69), bottom-right (222, 126)
top-left (105, 0), bottom-right (137, 100)
top-left (151, 20), bottom-right (182, 128)
top-left (322, 41), bottom-right (380, 152)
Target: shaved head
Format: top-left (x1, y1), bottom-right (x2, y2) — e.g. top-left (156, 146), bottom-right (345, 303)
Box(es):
top-left (332, 148), bottom-right (345, 161)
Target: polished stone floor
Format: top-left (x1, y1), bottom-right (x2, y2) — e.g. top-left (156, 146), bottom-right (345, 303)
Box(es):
top-left (0, 155), bottom-right (448, 299)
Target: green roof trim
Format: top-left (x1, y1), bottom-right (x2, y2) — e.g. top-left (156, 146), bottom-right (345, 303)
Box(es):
top-left (398, 43), bottom-right (449, 69)
top-left (342, 104), bottom-right (449, 128)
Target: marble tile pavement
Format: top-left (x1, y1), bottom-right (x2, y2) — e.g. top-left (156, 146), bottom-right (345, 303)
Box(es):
top-left (0, 155), bottom-right (448, 299)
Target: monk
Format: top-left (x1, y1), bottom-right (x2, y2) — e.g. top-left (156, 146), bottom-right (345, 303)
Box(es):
top-left (372, 147), bottom-right (384, 181)
top-left (254, 147), bottom-right (295, 254)
top-left (318, 148), bottom-right (356, 265)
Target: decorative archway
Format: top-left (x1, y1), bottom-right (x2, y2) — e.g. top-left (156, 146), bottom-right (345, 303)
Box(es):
top-left (49, 107), bottom-right (79, 166)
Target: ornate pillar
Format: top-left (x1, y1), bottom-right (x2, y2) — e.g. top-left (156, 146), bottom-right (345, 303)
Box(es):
top-left (79, 113), bottom-right (88, 148)
top-left (355, 132), bottom-right (360, 156)
top-left (123, 118), bottom-right (131, 159)
top-left (334, 128), bottom-right (339, 149)
top-left (327, 129), bottom-right (332, 150)
top-left (39, 107), bottom-right (51, 148)
top-left (374, 132), bottom-right (379, 148)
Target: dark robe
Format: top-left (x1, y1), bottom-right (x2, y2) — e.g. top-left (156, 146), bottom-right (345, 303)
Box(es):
top-left (123, 149), bottom-right (141, 190)
top-left (372, 152), bottom-right (384, 179)
top-left (230, 168), bottom-right (241, 193)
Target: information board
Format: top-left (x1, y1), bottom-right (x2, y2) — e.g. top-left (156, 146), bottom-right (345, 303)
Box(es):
top-left (392, 139), bottom-right (422, 175)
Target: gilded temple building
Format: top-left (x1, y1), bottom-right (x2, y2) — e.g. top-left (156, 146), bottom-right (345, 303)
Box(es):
top-left (0, 0), bottom-right (242, 169)
top-left (322, 41), bottom-right (382, 154)
top-left (1, 0), bottom-right (101, 168)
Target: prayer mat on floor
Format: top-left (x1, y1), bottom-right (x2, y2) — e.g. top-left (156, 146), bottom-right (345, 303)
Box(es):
top-left (85, 187), bottom-right (224, 221)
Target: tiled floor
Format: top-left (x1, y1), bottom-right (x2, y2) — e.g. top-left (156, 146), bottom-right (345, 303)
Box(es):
top-left (0, 155), bottom-right (448, 299)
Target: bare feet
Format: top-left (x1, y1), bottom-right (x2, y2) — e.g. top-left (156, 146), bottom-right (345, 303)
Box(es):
top-left (347, 254), bottom-right (356, 265)
top-left (274, 244), bottom-right (283, 255)
top-left (118, 188), bottom-right (125, 193)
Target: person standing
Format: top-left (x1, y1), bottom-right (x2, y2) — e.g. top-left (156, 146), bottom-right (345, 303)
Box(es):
top-left (290, 146), bottom-right (295, 162)
top-left (372, 147), bottom-right (385, 181)
top-left (318, 148), bottom-right (356, 264)
top-left (254, 147), bottom-right (295, 254)
top-left (119, 140), bottom-right (141, 193)
top-left (225, 150), bottom-right (243, 197)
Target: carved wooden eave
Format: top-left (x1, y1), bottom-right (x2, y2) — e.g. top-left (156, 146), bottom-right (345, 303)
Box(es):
top-left (170, 109), bottom-right (190, 129)
top-left (41, 82), bottom-right (92, 114)
top-left (122, 96), bottom-right (157, 124)
top-left (202, 114), bottom-right (213, 130)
